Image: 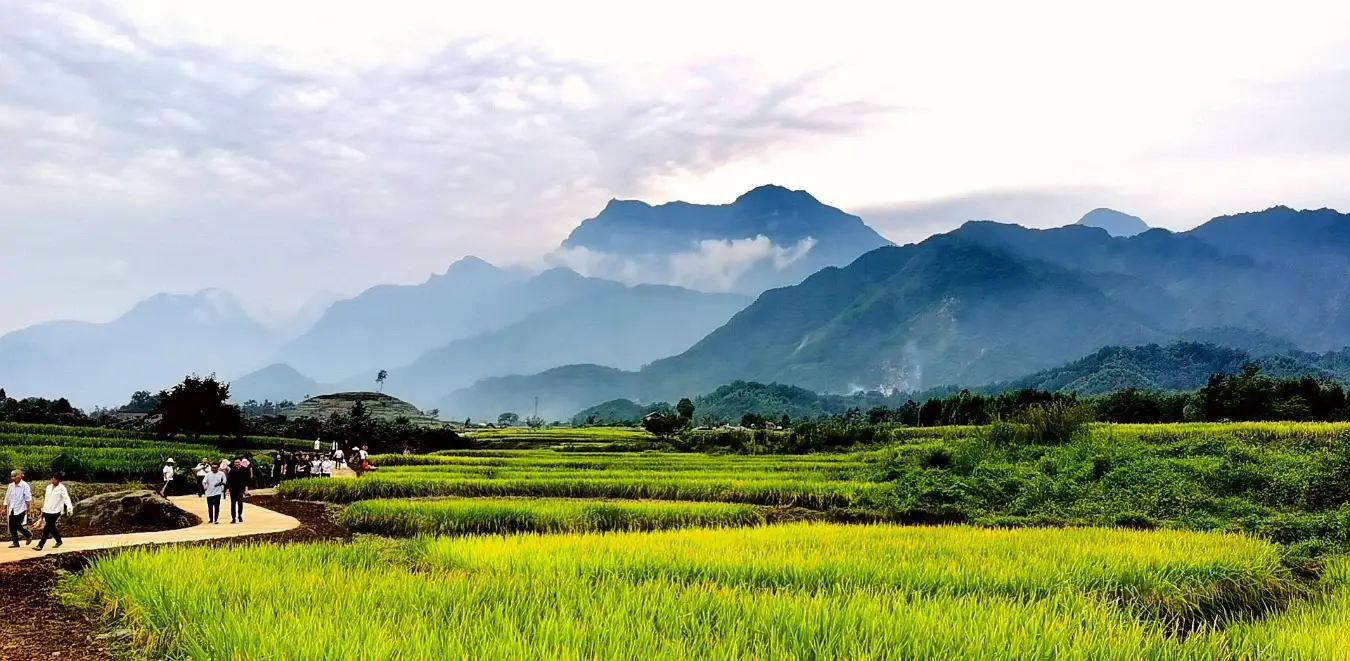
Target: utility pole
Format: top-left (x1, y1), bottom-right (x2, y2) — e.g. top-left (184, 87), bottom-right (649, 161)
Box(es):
top-left (534, 396), bottom-right (539, 419)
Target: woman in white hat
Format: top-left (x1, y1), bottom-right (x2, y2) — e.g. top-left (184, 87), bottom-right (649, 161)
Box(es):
top-left (160, 458), bottom-right (175, 496)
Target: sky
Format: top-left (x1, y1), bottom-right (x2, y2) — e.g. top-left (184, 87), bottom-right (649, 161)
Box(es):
top-left (3, 0), bottom-right (1350, 334)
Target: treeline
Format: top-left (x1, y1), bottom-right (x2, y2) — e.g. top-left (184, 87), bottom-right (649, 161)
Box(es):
top-left (571, 366), bottom-right (1350, 446)
top-left (0, 379), bottom-right (465, 453)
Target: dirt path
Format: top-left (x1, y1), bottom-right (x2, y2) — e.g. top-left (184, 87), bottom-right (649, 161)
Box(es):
top-left (0, 493), bottom-right (299, 565)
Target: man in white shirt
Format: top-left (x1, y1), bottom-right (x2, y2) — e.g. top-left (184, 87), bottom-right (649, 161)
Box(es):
top-left (320, 457), bottom-right (334, 477)
top-left (201, 462), bottom-right (227, 524)
top-left (5, 470), bottom-right (33, 547)
top-left (160, 458), bottom-right (175, 497)
top-left (309, 456), bottom-right (322, 476)
top-left (333, 447), bottom-right (345, 469)
top-left (35, 473), bottom-right (73, 551)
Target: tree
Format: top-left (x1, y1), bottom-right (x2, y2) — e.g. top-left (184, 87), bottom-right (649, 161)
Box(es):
top-left (425, 408), bottom-right (440, 419)
top-left (0, 388), bottom-right (6, 401)
top-left (121, 390), bottom-right (160, 414)
top-left (498, 412), bottom-right (520, 427)
top-left (153, 374), bottom-right (244, 441)
top-left (376, 370), bottom-right (388, 392)
top-left (525, 415), bottom-right (545, 429)
top-left (642, 410), bottom-right (684, 438)
top-left (676, 398), bottom-right (696, 423)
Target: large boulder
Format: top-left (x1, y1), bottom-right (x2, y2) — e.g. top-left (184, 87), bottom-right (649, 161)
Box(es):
top-left (66, 490), bottom-right (199, 529)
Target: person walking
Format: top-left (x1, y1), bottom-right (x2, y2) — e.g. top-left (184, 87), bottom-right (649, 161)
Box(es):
top-left (333, 447), bottom-right (345, 469)
top-left (201, 462), bottom-right (227, 524)
top-left (226, 458), bottom-right (250, 523)
top-left (160, 458), bottom-right (176, 497)
top-left (193, 458), bottom-right (209, 497)
top-left (35, 473), bottom-right (73, 551)
top-left (5, 470), bottom-right (33, 547)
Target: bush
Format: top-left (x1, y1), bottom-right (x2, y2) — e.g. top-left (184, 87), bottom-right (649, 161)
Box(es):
top-left (1018, 402), bottom-right (1095, 444)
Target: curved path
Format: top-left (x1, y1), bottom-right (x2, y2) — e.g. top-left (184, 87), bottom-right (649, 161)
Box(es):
top-left (0, 493), bottom-right (300, 564)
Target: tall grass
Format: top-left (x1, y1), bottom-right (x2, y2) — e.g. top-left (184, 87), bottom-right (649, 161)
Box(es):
top-left (66, 525), bottom-right (1346, 660)
top-left (341, 498), bottom-right (765, 536)
top-left (278, 475), bottom-right (872, 509)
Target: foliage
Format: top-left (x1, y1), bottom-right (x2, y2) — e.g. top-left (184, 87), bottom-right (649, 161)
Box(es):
top-left (152, 374), bottom-right (244, 440)
top-left (497, 412), bottom-right (520, 426)
top-left (641, 410), bottom-right (685, 438)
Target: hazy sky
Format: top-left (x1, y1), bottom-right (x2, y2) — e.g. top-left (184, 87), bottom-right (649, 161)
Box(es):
top-left (3, 0), bottom-right (1350, 334)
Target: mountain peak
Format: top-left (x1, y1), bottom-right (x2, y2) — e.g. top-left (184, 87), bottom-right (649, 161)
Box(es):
top-left (732, 184), bottom-right (821, 208)
top-left (1076, 208), bottom-right (1149, 237)
top-left (441, 255), bottom-right (501, 278)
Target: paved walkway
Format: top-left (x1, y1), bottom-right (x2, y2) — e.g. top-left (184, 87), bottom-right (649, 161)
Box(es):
top-left (0, 494), bottom-right (300, 565)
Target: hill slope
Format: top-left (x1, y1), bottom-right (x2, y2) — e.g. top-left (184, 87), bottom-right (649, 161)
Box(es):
top-left (282, 392), bottom-right (437, 425)
top-left (385, 284), bottom-right (749, 406)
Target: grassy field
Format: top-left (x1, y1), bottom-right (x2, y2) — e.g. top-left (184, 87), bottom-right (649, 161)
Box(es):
top-left (276, 419), bottom-right (1350, 553)
top-left (341, 497), bottom-right (765, 536)
top-left (66, 524), bottom-right (1349, 659)
top-left (0, 422), bottom-right (295, 482)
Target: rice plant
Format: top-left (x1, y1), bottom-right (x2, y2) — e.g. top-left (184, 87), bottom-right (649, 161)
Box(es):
top-left (341, 497), bottom-right (765, 536)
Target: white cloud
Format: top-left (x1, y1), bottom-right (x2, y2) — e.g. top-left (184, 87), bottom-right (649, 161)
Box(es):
top-left (547, 236), bottom-right (817, 292)
top-left (2, 0), bottom-right (1350, 333)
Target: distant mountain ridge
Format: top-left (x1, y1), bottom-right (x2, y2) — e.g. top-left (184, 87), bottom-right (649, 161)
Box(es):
top-left (0, 288), bottom-right (279, 407)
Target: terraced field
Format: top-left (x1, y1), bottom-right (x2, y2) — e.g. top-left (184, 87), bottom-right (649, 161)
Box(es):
top-left (67, 525), bottom-right (1349, 659)
top-left (55, 421), bottom-right (1350, 657)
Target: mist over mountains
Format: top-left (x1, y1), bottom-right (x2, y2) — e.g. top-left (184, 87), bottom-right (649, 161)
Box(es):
top-left (4, 183), bottom-right (1347, 422)
top-left (548, 184), bottom-right (893, 294)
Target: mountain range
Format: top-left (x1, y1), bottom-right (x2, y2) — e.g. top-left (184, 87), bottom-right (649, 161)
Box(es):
top-left (5, 186), bottom-right (1348, 422)
top-left (440, 206), bottom-right (1350, 419)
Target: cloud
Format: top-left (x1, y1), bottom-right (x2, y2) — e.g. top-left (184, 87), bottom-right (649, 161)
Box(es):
top-left (0, 0), bottom-right (880, 333)
top-left (546, 236), bottom-right (817, 293)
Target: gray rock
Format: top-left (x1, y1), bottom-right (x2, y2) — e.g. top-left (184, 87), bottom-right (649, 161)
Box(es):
top-left (67, 490), bottom-right (199, 529)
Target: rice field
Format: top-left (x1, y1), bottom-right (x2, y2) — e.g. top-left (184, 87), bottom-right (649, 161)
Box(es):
top-left (65, 524), bottom-right (1350, 660)
top-left (0, 422), bottom-right (288, 481)
top-left (341, 497), bottom-right (765, 536)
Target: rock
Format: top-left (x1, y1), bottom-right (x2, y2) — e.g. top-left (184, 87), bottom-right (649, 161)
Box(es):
top-left (66, 490), bottom-right (198, 529)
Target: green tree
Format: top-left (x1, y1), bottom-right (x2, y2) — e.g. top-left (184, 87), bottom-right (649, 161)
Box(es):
top-left (498, 412), bottom-right (520, 427)
top-left (642, 410), bottom-right (684, 438)
top-left (152, 374), bottom-right (243, 441)
top-left (676, 398), bottom-right (695, 423)
top-left (376, 370), bottom-right (389, 392)
top-left (525, 415), bottom-right (545, 429)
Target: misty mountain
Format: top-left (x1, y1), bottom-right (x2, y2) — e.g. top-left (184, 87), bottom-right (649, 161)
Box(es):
top-left (273, 259), bottom-right (628, 381)
top-left (555, 184), bottom-right (893, 294)
top-left (441, 365), bottom-right (639, 422)
top-left (0, 289), bottom-right (277, 408)
top-left (1075, 208), bottom-right (1149, 237)
top-left (228, 363), bottom-right (324, 404)
top-left (382, 284), bottom-right (749, 406)
top-left (1184, 206), bottom-right (1350, 266)
top-left (440, 205), bottom-right (1350, 419)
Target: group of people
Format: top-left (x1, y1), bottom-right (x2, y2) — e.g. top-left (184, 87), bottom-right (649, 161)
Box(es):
top-left (274, 442), bottom-right (372, 481)
top-left (184, 457), bottom-right (255, 524)
top-left (4, 470), bottom-right (73, 551)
